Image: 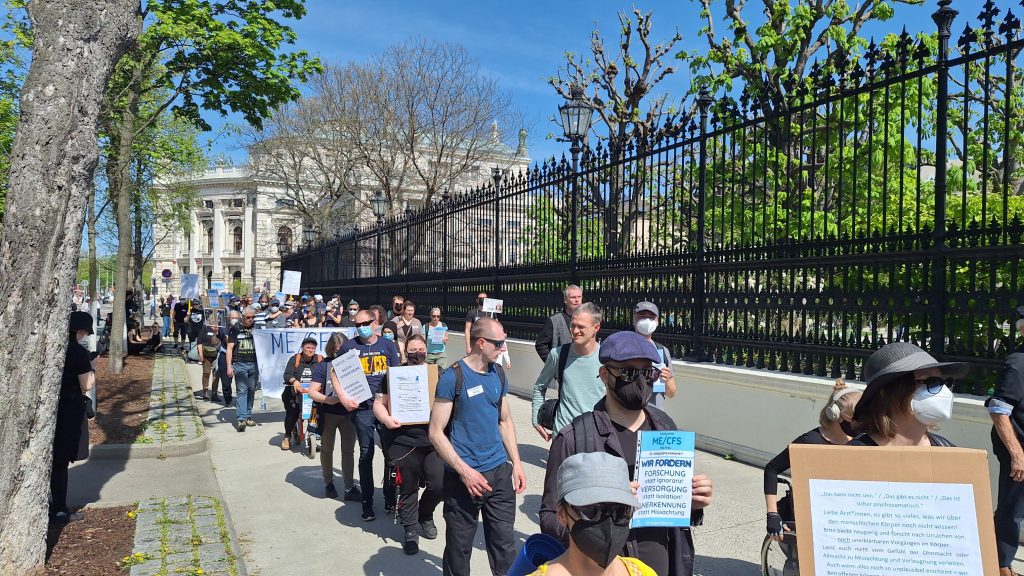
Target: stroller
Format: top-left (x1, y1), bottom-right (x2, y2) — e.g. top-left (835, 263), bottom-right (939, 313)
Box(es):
top-left (300, 392), bottom-right (320, 459)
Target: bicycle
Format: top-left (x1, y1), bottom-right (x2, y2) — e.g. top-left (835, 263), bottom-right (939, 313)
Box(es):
top-left (761, 476), bottom-right (799, 576)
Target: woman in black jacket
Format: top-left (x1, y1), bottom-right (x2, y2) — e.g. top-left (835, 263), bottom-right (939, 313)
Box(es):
top-left (52, 312), bottom-right (96, 523)
top-left (280, 337), bottom-right (322, 450)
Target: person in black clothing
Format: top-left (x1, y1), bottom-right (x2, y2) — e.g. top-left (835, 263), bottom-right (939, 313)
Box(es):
top-left (216, 309), bottom-right (239, 406)
top-left (988, 307), bottom-right (1024, 576)
top-left (281, 337), bottom-right (322, 451)
top-left (185, 298), bottom-right (205, 348)
top-left (850, 341), bottom-right (970, 448)
top-left (462, 291), bottom-right (495, 355)
top-left (341, 300), bottom-right (360, 327)
top-left (197, 317), bottom-right (221, 402)
top-left (540, 331), bottom-right (713, 576)
top-left (762, 379), bottom-right (861, 575)
top-left (373, 334), bottom-right (443, 555)
top-left (52, 311), bottom-right (96, 524)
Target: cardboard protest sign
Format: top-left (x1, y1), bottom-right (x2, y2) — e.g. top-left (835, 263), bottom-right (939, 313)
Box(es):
top-left (180, 273), bottom-right (200, 298)
top-left (790, 444), bottom-right (997, 576)
top-left (386, 364), bottom-right (439, 425)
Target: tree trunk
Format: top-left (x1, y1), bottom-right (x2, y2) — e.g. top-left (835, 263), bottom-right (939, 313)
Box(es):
top-left (133, 172), bottom-right (145, 327)
top-left (108, 108), bottom-right (137, 374)
top-left (0, 1), bottom-right (139, 573)
top-left (87, 186), bottom-right (99, 309)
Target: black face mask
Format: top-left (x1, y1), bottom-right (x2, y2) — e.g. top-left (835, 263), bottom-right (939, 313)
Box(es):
top-left (609, 373), bottom-right (653, 411)
top-left (840, 420), bottom-right (857, 437)
top-left (570, 515), bottom-right (631, 568)
top-left (477, 298), bottom-right (484, 306)
top-left (406, 351), bottom-right (426, 365)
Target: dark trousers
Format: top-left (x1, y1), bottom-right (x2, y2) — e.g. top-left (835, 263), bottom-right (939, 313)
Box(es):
top-left (442, 461), bottom-right (516, 576)
top-left (352, 405), bottom-right (379, 507)
top-left (283, 386), bottom-right (300, 437)
top-left (217, 353), bottom-right (233, 402)
top-left (994, 434), bottom-right (1024, 567)
top-left (388, 444), bottom-right (443, 529)
top-left (49, 456), bottom-right (72, 516)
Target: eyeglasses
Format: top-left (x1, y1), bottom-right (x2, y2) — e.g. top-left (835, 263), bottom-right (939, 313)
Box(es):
top-left (480, 337), bottom-right (505, 349)
top-left (243, 315), bottom-right (255, 320)
top-left (355, 320), bottom-right (373, 327)
top-left (569, 503), bottom-right (634, 525)
top-left (431, 314), bottom-right (441, 318)
top-left (607, 366), bottom-right (661, 383)
top-left (915, 376), bottom-right (955, 394)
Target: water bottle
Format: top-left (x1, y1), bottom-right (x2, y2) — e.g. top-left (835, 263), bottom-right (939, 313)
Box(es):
top-left (258, 389), bottom-right (267, 411)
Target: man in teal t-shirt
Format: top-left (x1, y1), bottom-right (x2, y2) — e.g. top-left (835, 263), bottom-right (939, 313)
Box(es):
top-left (531, 302), bottom-right (606, 440)
top-left (429, 317), bottom-right (526, 576)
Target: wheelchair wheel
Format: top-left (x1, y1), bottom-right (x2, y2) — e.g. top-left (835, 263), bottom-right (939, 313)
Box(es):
top-left (761, 531), bottom-right (798, 576)
top-left (305, 434), bottom-right (317, 460)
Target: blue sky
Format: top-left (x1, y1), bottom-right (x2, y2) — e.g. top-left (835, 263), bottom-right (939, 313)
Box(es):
top-left (205, 0), bottom-right (989, 166)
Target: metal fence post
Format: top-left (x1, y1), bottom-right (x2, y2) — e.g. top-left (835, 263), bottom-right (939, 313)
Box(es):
top-left (692, 88), bottom-right (713, 361)
top-left (492, 167), bottom-right (502, 295)
top-left (442, 188), bottom-right (450, 315)
top-left (569, 145), bottom-right (581, 284)
top-left (930, 0), bottom-right (957, 357)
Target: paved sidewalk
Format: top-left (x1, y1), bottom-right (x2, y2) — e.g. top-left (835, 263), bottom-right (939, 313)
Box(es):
top-left (184, 362), bottom-right (772, 575)
top-left (145, 354), bottom-right (205, 445)
top-left (127, 496), bottom-right (241, 576)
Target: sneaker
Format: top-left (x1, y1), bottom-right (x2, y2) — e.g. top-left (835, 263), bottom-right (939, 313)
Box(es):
top-left (361, 504), bottom-right (376, 522)
top-left (209, 393), bottom-right (221, 403)
top-left (200, 389), bottom-right (209, 400)
top-left (418, 518), bottom-right (438, 540)
top-left (343, 486), bottom-right (362, 502)
top-left (245, 417), bottom-right (256, 427)
top-left (403, 531), bottom-right (419, 555)
top-left (50, 511), bottom-right (70, 525)
top-left (385, 503), bottom-right (396, 516)
top-left (235, 421), bottom-right (246, 432)
top-left (325, 483), bottom-right (338, 498)
top-left (280, 436), bottom-right (290, 451)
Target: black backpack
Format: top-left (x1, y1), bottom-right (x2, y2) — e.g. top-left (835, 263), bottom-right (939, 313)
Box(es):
top-left (537, 343), bottom-right (573, 431)
top-left (445, 361), bottom-right (508, 436)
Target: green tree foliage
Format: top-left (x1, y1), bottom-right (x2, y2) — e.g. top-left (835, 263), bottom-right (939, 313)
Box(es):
top-left (0, 0), bottom-right (31, 221)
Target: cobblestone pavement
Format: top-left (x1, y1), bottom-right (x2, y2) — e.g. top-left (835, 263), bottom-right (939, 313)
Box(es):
top-left (127, 496), bottom-right (240, 576)
top-left (139, 354), bottom-right (204, 447)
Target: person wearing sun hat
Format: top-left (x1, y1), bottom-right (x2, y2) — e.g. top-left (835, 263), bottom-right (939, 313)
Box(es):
top-left (849, 341), bottom-right (971, 447)
top-left (528, 452), bottom-right (655, 576)
top-left (988, 305), bottom-right (1024, 576)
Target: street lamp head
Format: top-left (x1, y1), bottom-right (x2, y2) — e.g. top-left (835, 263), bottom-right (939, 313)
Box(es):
top-left (303, 223), bottom-right (316, 244)
top-left (276, 238), bottom-right (288, 254)
top-left (370, 190), bottom-right (387, 220)
top-left (559, 84), bottom-right (594, 143)
top-left (404, 203), bottom-right (413, 219)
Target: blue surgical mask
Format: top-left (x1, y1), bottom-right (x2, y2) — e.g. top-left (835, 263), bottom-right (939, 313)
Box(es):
top-left (357, 326), bottom-right (374, 340)
top-left (383, 333), bottom-right (395, 341)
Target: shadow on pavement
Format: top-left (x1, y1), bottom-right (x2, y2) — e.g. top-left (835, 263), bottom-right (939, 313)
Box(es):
top-left (517, 443), bottom-right (550, 470)
top-left (694, 556), bottom-right (763, 576)
top-left (67, 456), bottom-right (127, 511)
top-left (363, 541), bottom-right (444, 575)
top-left (519, 493), bottom-right (541, 524)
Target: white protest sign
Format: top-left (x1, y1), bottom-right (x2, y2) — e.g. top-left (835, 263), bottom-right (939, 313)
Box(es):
top-left (482, 298), bottom-right (503, 314)
top-left (388, 364), bottom-right (431, 424)
top-left (429, 326), bottom-right (447, 345)
top-left (631, 430), bottom-right (695, 528)
top-left (208, 289), bottom-right (220, 308)
top-left (808, 479), bottom-right (982, 576)
top-left (181, 273), bottom-right (200, 299)
top-left (251, 328), bottom-right (355, 398)
top-left (331, 349), bottom-right (372, 405)
top-left (281, 270), bottom-right (301, 295)
top-left (211, 281), bottom-right (226, 291)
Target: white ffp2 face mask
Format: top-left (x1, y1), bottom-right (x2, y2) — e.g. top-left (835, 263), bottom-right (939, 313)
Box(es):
top-left (635, 318), bottom-right (658, 336)
top-left (910, 384), bottom-right (954, 425)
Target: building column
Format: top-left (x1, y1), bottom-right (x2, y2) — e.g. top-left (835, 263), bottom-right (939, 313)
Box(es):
top-left (243, 196), bottom-right (255, 290)
top-left (187, 211), bottom-right (199, 280)
top-left (213, 203), bottom-right (224, 284)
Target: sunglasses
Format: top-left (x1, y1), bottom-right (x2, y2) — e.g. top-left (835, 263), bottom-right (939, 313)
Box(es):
top-left (570, 503), bottom-right (634, 525)
top-left (607, 366), bottom-right (661, 383)
top-left (355, 320), bottom-right (373, 327)
top-left (431, 314), bottom-right (441, 318)
top-left (914, 376), bottom-right (955, 394)
top-left (242, 315), bottom-right (255, 320)
top-left (480, 337), bottom-right (505, 349)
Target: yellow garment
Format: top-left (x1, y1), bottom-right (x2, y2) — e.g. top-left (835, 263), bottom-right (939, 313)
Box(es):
top-left (529, 556), bottom-right (656, 576)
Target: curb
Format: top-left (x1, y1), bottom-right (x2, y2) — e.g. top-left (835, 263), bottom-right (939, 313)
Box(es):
top-left (88, 434), bottom-right (208, 460)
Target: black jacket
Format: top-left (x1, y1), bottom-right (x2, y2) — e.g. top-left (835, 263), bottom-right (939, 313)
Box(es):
top-left (540, 398), bottom-right (702, 576)
top-left (534, 310), bottom-right (571, 361)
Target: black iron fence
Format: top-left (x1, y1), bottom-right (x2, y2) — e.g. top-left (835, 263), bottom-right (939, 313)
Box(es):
top-left (284, 0), bottom-right (1024, 394)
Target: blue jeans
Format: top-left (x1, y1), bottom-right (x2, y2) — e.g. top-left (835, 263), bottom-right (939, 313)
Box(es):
top-left (232, 362), bottom-right (258, 422)
top-left (994, 430), bottom-right (1024, 567)
top-left (351, 404), bottom-right (381, 507)
top-left (162, 316), bottom-right (170, 337)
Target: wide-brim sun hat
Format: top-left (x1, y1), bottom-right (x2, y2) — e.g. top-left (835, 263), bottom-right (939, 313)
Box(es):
top-left (853, 341), bottom-right (971, 421)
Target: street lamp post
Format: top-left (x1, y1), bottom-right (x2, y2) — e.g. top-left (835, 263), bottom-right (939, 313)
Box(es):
top-left (559, 84), bottom-right (595, 284)
top-left (371, 190), bottom-right (387, 304)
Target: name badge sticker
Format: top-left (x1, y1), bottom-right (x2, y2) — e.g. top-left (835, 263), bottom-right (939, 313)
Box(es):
top-left (467, 385), bottom-right (484, 398)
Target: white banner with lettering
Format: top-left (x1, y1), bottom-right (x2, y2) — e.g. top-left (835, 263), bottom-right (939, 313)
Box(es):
top-left (252, 328), bottom-right (355, 398)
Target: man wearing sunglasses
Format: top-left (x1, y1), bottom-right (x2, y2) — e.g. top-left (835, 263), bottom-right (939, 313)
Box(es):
top-left (225, 306), bottom-right (260, 432)
top-left (340, 309), bottom-right (401, 521)
top-left (429, 317), bottom-right (526, 576)
top-left (540, 330), bottom-right (713, 576)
